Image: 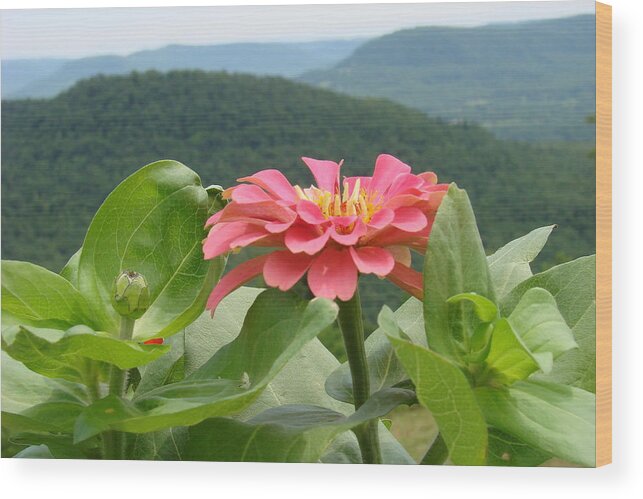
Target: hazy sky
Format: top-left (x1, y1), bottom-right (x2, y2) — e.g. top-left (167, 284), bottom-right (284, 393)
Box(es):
top-left (1, 1), bottom-right (595, 60)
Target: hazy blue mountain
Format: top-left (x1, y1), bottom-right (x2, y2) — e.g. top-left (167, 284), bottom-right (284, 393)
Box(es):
top-left (2, 39), bottom-right (363, 99)
top-left (1, 58), bottom-right (68, 96)
top-left (300, 15), bottom-right (596, 141)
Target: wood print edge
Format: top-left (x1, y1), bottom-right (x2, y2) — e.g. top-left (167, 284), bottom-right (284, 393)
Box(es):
top-left (595, 1), bottom-right (612, 467)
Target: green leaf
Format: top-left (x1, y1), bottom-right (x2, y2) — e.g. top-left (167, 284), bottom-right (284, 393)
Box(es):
top-left (423, 185), bottom-right (495, 360)
top-left (77, 159), bottom-right (224, 339)
top-left (134, 287), bottom-right (412, 464)
top-left (13, 445), bottom-right (54, 459)
top-left (447, 293), bottom-right (498, 323)
top-left (487, 225), bottom-right (556, 299)
top-left (484, 319), bottom-right (542, 384)
top-left (60, 249), bottom-right (82, 288)
top-left (1, 351), bottom-right (89, 435)
top-left (475, 380), bottom-right (595, 467)
top-left (184, 388), bottom-right (414, 463)
top-left (325, 298), bottom-right (426, 404)
top-left (487, 428), bottom-right (550, 467)
top-left (1, 260), bottom-right (96, 330)
top-left (73, 290), bottom-right (338, 438)
top-left (388, 336), bottom-right (488, 465)
top-left (507, 287), bottom-right (577, 369)
top-left (502, 256), bottom-right (596, 392)
top-left (2, 324), bottom-right (169, 383)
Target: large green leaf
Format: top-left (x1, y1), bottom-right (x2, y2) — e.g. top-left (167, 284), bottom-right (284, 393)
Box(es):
top-left (484, 319), bottom-right (541, 385)
top-left (507, 287), bottom-right (577, 368)
top-left (475, 380), bottom-right (595, 467)
top-left (2, 324), bottom-right (168, 383)
top-left (483, 288), bottom-right (577, 386)
top-left (502, 256), bottom-right (596, 392)
top-left (325, 298), bottom-right (426, 404)
top-left (487, 428), bottom-right (550, 467)
top-left (423, 185), bottom-right (495, 360)
top-left (1, 260), bottom-right (96, 330)
top-left (133, 287), bottom-right (413, 464)
top-left (1, 352), bottom-right (89, 435)
top-left (77, 159), bottom-right (223, 339)
top-left (388, 336), bottom-right (488, 465)
top-left (487, 225), bottom-right (555, 299)
top-left (60, 249), bottom-right (82, 288)
top-left (184, 388), bottom-right (414, 463)
top-left (73, 290), bottom-right (338, 439)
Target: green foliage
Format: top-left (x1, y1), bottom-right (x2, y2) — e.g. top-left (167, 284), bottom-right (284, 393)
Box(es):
top-left (502, 256), bottom-right (597, 393)
top-left (475, 381), bottom-right (595, 467)
top-left (382, 186), bottom-right (596, 466)
top-left (1, 260), bottom-right (97, 330)
top-left (77, 159), bottom-right (223, 338)
top-left (423, 185), bottom-right (495, 360)
top-left (325, 298), bottom-right (425, 404)
top-left (2, 325), bottom-right (168, 383)
top-left (73, 290), bottom-right (339, 438)
top-left (387, 336), bottom-right (488, 466)
top-left (184, 388), bottom-right (413, 463)
top-left (487, 225), bottom-right (556, 300)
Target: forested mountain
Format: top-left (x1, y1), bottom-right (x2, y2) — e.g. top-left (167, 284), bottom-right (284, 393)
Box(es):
top-left (301, 15), bottom-right (595, 141)
top-left (2, 39), bottom-right (362, 99)
top-left (1, 70), bottom-right (595, 324)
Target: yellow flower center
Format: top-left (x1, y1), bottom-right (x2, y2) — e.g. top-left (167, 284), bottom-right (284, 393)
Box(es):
top-left (294, 179), bottom-right (382, 223)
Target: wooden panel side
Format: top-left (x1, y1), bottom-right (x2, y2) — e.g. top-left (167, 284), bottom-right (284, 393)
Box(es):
top-left (595, 1), bottom-right (612, 467)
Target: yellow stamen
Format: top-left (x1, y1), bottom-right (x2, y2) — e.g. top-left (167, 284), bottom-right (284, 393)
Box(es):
top-left (294, 185), bottom-right (307, 200)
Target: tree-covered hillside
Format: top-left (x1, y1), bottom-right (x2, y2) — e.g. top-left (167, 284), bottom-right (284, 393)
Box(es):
top-left (301, 15), bottom-right (595, 142)
top-left (1, 70), bottom-right (594, 325)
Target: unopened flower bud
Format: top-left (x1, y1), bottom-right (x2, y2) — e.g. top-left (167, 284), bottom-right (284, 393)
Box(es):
top-left (111, 270), bottom-right (150, 319)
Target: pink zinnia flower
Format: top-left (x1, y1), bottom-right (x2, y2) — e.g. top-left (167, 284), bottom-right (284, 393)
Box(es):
top-left (203, 154), bottom-right (448, 312)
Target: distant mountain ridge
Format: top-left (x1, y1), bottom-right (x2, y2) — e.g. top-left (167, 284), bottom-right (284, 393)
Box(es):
top-left (300, 15), bottom-right (596, 141)
top-left (2, 39), bottom-right (363, 99)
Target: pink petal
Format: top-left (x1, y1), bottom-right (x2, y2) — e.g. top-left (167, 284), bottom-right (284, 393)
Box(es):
top-left (203, 222), bottom-right (259, 259)
top-left (285, 224), bottom-right (331, 255)
top-left (238, 169), bottom-right (298, 204)
top-left (206, 210), bottom-right (223, 227)
top-left (370, 154), bottom-right (412, 195)
top-left (386, 262), bottom-right (424, 300)
top-left (264, 251), bottom-right (313, 291)
top-left (349, 247), bottom-right (394, 277)
top-left (386, 246), bottom-right (412, 267)
top-left (216, 201), bottom-right (296, 225)
top-left (368, 208), bottom-right (395, 229)
top-left (330, 218), bottom-right (367, 246)
top-left (207, 254), bottom-right (269, 313)
top-left (391, 207), bottom-right (427, 232)
top-left (307, 248), bottom-right (358, 301)
top-left (418, 172), bottom-right (438, 185)
top-left (301, 157), bottom-right (341, 193)
top-left (229, 184), bottom-right (272, 204)
top-left (297, 200), bottom-right (327, 225)
top-left (265, 219), bottom-right (296, 234)
top-left (388, 174), bottom-right (425, 199)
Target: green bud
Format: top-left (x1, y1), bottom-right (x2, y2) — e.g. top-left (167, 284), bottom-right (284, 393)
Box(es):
top-left (111, 270), bottom-right (150, 319)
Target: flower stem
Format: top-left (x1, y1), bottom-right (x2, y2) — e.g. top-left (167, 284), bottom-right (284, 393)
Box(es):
top-left (102, 316), bottom-right (135, 460)
top-left (337, 288), bottom-right (382, 464)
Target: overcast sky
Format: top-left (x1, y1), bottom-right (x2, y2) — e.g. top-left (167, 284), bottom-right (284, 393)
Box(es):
top-left (1, 1), bottom-right (595, 60)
